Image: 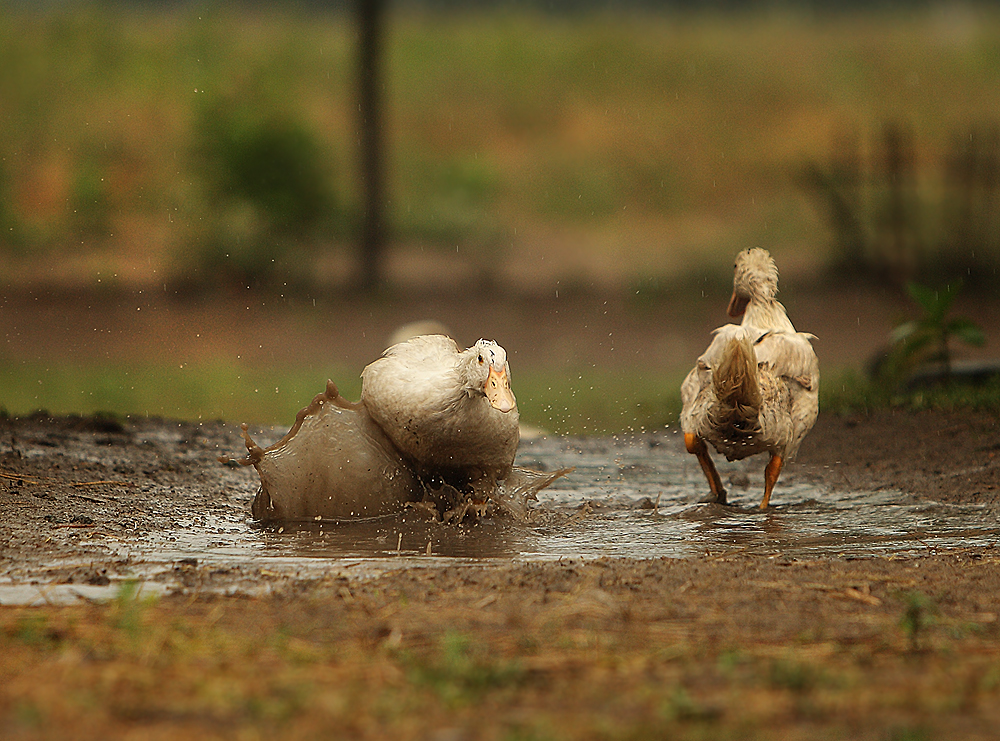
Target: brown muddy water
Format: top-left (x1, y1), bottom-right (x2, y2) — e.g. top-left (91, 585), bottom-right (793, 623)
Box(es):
top-left (3, 421), bottom-right (994, 607)
top-left (151, 434), bottom-right (993, 562)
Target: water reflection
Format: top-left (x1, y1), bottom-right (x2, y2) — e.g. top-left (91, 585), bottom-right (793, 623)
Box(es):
top-left (519, 434), bottom-right (997, 560)
top-left (256, 515), bottom-right (526, 559)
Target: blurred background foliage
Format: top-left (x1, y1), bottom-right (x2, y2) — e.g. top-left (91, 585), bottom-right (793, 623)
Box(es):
top-left (1, 0), bottom-right (1000, 428)
top-left (3, 1), bottom-right (1000, 290)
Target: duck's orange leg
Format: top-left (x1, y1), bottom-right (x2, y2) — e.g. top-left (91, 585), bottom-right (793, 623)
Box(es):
top-left (684, 433), bottom-right (727, 505)
top-left (760, 454), bottom-right (784, 510)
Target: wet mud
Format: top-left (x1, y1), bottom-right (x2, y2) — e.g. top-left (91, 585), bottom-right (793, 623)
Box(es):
top-left (0, 408), bottom-right (997, 602)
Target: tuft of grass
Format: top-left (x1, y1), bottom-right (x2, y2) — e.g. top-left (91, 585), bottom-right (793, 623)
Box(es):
top-left (897, 590), bottom-right (937, 653)
top-left (768, 658), bottom-right (821, 693)
top-left (9, 614), bottom-right (63, 651)
top-left (821, 368), bottom-right (1000, 416)
top-left (396, 630), bottom-right (527, 709)
top-left (112, 580), bottom-right (159, 643)
top-left (659, 685), bottom-right (719, 722)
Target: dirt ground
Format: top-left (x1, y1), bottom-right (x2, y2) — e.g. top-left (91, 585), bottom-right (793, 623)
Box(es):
top-left (1, 407), bottom-right (999, 739)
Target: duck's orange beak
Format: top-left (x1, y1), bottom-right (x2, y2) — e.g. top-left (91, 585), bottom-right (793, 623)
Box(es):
top-left (485, 366), bottom-right (515, 413)
top-left (727, 291), bottom-right (749, 318)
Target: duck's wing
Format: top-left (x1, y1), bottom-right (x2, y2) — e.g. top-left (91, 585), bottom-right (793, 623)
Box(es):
top-left (361, 334), bottom-right (471, 461)
top-left (379, 333), bottom-right (459, 365)
top-left (753, 330), bottom-right (819, 391)
top-left (696, 324), bottom-right (754, 368)
top-left (754, 330), bottom-right (819, 458)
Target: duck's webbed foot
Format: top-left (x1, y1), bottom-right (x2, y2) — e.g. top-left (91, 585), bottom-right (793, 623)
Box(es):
top-left (419, 470), bottom-right (500, 524)
top-left (698, 490), bottom-right (728, 505)
top-left (443, 500), bottom-right (471, 524)
top-left (443, 473), bottom-right (496, 523)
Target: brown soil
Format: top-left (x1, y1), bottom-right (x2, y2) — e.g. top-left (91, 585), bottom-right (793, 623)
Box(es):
top-left (2, 408), bottom-right (999, 738)
top-left (796, 408), bottom-right (1000, 506)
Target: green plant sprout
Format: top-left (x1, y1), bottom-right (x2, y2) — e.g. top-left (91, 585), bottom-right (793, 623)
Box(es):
top-left (898, 590), bottom-right (937, 652)
top-left (887, 279), bottom-right (985, 382)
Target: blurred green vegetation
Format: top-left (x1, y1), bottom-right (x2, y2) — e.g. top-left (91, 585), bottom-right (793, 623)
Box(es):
top-left (819, 369), bottom-right (1000, 417)
top-left (0, 361), bottom-right (359, 426)
top-left (805, 121), bottom-right (1000, 288)
top-left (183, 96), bottom-right (340, 287)
top-left (2, 4), bottom-right (1000, 287)
top-left (0, 360), bottom-right (683, 434)
top-left (4, 360), bottom-right (999, 433)
top-left (876, 279), bottom-right (985, 386)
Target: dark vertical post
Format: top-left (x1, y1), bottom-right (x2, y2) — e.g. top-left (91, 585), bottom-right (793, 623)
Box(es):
top-left (357, 0), bottom-right (385, 293)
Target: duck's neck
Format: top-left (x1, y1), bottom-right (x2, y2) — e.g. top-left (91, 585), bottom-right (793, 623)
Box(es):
top-left (742, 297), bottom-right (796, 333)
top-left (456, 352), bottom-right (483, 397)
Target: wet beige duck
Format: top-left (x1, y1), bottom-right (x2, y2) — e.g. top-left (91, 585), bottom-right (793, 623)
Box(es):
top-left (681, 248), bottom-right (819, 509)
top-left (228, 335), bottom-right (566, 524)
top-left (361, 335), bottom-right (520, 491)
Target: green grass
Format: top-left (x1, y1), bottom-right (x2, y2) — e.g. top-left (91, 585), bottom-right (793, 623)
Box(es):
top-left (0, 360), bottom-right (684, 434)
top-left (821, 368), bottom-right (1000, 416)
top-left (0, 361), bottom-right (360, 426)
top-left (515, 367), bottom-right (685, 435)
top-left (4, 361), bottom-right (999, 433)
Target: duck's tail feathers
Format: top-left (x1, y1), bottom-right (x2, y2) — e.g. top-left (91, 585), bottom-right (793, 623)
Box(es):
top-left (712, 334), bottom-right (762, 426)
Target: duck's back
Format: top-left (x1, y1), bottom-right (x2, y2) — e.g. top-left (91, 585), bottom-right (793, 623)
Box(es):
top-left (681, 325), bottom-right (818, 462)
top-left (361, 334), bottom-right (462, 428)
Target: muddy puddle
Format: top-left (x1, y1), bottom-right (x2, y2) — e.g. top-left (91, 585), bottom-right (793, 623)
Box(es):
top-left (3, 427), bottom-right (996, 606)
top-left (99, 433), bottom-right (1000, 565)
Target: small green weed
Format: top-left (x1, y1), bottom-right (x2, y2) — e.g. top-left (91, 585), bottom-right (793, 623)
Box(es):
top-left (881, 279), bottom-right (985, 386)
top-left (112, 579), bottom-right (158, 642)
top-left (768, 658), bottom-right (820, 693)
top-left (897, 590), bottom-right (937, 652)
top-left (398, 630), bottom-right (526, 708)
top-left (659, 685), bottom-right (719, 722)
top-left (886, 726), bottom-right (932, 741)
top-left (10, 614), bottom-right (63, 650)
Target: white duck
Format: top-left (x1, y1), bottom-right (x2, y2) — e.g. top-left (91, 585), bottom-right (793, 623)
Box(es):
top-left (361, 335), bottom-right (520, 492)
top-left (680, 248), bottom-right (819, 509)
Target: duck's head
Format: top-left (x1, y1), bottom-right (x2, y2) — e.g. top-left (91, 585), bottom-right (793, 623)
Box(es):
top-left (728, 247), bottom-right (779, 318)
top-left (464, 339), bottom-right (516, 413)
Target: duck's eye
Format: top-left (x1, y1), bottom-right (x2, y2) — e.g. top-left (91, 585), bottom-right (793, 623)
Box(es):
top-left (478, 355), bottom-right (484, 364)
